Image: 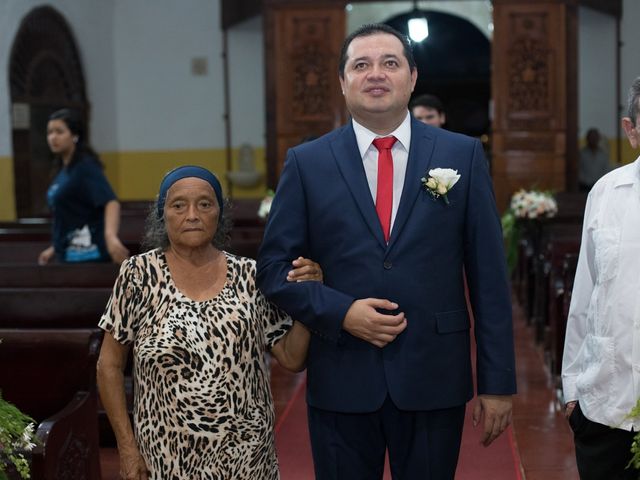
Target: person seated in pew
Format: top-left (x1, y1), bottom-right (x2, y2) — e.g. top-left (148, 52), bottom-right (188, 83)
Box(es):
top-left (38, 108), bottom-right (129, 265)
top-left (97, 165), bottom-right (321, 480)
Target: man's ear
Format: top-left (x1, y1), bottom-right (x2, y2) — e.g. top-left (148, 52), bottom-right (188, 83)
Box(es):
top-left (622, 117), bottom-right (639, 149)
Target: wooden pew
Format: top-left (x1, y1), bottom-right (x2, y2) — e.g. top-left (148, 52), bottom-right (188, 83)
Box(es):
top-left (0, 328), bottom-right (102, 480)
top-left (0, 263), bottom-right (119, 288)
top-left (0, 241), bottom-right (51, 264)
top-left (0, 288), bottom-right (112, 328)
top-left (554, 253), bottom-right (579, 383)
top-left (0, 287), bottom-right (129, 449)
top-left (513, 192), bottom-right (586, 323)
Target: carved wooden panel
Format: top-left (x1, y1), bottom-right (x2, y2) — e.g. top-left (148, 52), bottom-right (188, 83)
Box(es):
top-left (264, 3), bottom-right (347, 186)
top-left (56, 432), bottom-right (90, 479)
top-left (492, 1), bottom-right (576, 211)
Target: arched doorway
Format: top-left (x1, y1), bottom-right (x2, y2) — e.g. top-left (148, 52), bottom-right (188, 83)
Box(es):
top-left (9, 6), bottom-right (87, 217)
top-left (385, 10), bottom-right (491, 137)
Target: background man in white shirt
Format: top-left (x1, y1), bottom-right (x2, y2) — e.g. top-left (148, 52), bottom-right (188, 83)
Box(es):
top-left (578, 127), bottom-right (611, 192)
top-left (562, 76), bottom-right (640, 479)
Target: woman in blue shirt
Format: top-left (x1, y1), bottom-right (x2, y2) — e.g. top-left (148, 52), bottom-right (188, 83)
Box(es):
top-left (38, 109), bottom-right (129, 264)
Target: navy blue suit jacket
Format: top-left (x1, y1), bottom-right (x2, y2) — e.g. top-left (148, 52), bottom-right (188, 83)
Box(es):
top-left (257, 118), bottom-right (516, 413)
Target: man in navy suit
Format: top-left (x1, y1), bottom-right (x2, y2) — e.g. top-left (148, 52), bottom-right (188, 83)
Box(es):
top-left (257, 23), bottom-right (516, 479)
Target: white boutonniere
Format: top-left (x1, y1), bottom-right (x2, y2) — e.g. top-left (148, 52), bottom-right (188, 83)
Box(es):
top-left (421, 168), bottom-right (461, 205)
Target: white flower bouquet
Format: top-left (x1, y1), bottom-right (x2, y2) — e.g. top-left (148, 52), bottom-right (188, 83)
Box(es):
top-left (501, 189), bottom-right (558, 273)
top-left (0, 393), bottom-right (37, 479)
top-left (509, 189), bottom-right (558, 220)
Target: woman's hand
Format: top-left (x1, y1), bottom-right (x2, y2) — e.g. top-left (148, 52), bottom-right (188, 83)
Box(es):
top-left (287, 256), bottom-right (323, 283)
top-left (119, 443), bottom-right (149, 480)
top-left (106, 234), bottom-right (130, 264)
top-left (38, 246), bottom-right (55, 265)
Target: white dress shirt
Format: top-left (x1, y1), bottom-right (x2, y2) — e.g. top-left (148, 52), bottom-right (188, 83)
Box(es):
top-left (562, 156), bottom-right (640, 430)
top-left (352, 112), bottom-right (411, 235)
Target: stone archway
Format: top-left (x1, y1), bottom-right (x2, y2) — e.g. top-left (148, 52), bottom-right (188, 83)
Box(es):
top-left (9, 5), bottom-right (87, 217)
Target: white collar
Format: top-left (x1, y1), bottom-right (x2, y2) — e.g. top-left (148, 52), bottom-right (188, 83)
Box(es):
top-left (613, 155), bottom-right (640, 188)
top-left (352, 111), bottom-right (411, 158)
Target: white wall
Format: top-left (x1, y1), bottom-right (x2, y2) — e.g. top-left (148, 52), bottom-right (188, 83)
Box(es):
top-left (227, 15), bottom-right (265, 148)
top-left (0, 0), bottom-right (116, 156)
top-left (621, 0), bottom-right (640, 116)
top-left (2, 0), bottom-right (640, 158)
top-left (112, 0), bottom-right (224, 151)
top-left (578, 6), bottom-right (617, 138)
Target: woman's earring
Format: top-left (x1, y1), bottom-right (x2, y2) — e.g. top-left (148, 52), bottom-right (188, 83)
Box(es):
top-left (73, 137), bottom-right (78, 144)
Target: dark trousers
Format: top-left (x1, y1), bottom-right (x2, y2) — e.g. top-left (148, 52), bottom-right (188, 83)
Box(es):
top-left (307, 396), bottom-right (465, 480)
top-left (570, 402), bottom-right (639, 480)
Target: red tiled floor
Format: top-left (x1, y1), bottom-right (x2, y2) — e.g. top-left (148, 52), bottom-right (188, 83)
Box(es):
top-left (510, 298), bottom-right (579, 479)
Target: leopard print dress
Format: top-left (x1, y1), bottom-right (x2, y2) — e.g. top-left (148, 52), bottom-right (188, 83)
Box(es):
top-left (99, 249), bottom-right (292, 479)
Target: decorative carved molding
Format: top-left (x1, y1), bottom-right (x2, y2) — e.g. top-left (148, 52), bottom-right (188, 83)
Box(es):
top-left (291, 18), bottom-right (333, 120)
top-left (492, 1), bottom-right (575, 210)
top-left (507, 13), bottom-right (550, 114)
top-left (503, 135), bottom-right (556, 152)
top-left (56, 431), bottom-right (90, 480)
top-left (265, 4), bottom-right (346, 185)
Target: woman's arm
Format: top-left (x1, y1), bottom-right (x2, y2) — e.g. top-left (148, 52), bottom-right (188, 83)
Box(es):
top-left (270, 321), bottom-right (310, 372)
top-left (104, 200), bottom-right (129, 263)
top-left (38, 245), bottom-right (55, 265)
top-left (97, 332), bottom-right (148, 479)
top-left (270, 257), bottom-right (321, 371)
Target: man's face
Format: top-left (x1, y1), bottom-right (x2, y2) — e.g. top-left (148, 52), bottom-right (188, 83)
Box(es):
top-left (412, 105), bottom-right (446, 128)
top-left (339, 33), bottom-right (417, 128)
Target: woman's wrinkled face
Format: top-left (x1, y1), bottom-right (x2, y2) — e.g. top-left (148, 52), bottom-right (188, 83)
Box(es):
top-left (164, 177), bottom-right (219, 250)
top-left (46, 119), bottom-right (76, 158)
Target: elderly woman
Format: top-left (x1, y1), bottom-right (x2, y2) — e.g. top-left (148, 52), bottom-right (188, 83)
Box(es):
top-left (96, 166), bottom-right (320, 479)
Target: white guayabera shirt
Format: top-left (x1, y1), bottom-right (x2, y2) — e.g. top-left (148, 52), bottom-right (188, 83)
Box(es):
top-left (562, 155), bottom-right (640, 430)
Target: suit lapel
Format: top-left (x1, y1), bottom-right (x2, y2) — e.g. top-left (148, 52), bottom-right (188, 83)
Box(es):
top-left (331, 124), bottom-right (387, 248)
top-left (388, 119), bottom-right (436, 250)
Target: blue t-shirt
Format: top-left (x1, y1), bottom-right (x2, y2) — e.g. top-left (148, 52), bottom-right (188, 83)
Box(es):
top-left (47, 156), bottom-right (117, 262)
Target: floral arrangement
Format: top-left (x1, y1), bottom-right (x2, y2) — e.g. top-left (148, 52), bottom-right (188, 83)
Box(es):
top-left (626, 399), bottom-right (640, 470)
top-left (421, 168), bottom-right (461, 205)
top-left (507, 189), bottom-right (558, 220)
top-left (0, 392), bottom-right (37, 479)
top-left (257, 190), bottom-right (274, 219)
top-left (501, 189), bottom-right (558, 272)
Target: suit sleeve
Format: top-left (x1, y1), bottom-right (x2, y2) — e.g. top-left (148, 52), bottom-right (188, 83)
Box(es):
top-left (463, 140), bottom-right (517, 395)
top-left (256, 149), bottom-right (355, 343)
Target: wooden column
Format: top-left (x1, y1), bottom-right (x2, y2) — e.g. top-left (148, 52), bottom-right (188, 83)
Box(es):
top-left (492, 0), bottom-right (578, 211)
top-left (263, 1), bottom-right (347, 187)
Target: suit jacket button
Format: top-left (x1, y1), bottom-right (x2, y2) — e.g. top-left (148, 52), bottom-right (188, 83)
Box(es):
top-left (383, 261), bottom-right (392, 270)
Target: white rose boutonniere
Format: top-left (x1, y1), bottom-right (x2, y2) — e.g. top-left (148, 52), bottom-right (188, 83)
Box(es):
top-left (421, 168), bottom-right (461, 205)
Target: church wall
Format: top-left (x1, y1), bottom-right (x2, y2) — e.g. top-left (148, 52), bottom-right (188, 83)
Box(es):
top-left (2, 1), bottom-right (640, 221)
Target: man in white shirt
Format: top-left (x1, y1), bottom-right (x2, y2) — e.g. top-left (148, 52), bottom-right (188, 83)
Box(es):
top-left (562, 77), bottom-right (640, 479)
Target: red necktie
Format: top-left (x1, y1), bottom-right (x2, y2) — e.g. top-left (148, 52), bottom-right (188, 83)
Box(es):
top-left (372, 136), bottom-right (397, 242)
